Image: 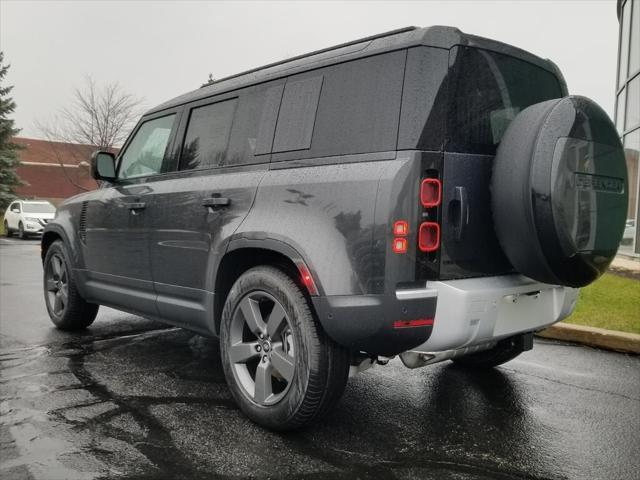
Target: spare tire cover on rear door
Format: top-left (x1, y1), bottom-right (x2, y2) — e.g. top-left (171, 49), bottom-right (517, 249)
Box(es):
top-left (491, 96), bottom-right (628, 287)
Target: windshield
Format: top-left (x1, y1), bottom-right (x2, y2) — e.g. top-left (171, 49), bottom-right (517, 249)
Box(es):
top-left (22, 202), bottom-right (56, 214)
top-left (447, 46), bottom-right (563, 154)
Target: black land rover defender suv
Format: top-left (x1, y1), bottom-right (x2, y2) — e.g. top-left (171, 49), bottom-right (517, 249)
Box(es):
top-left (42, 26), bottom-right (628, 430)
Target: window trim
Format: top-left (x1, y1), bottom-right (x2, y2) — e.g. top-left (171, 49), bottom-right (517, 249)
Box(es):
top-left (114, 110), bottom-right (181, 183)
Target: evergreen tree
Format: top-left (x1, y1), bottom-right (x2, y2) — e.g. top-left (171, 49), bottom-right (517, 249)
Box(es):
top-left (0, 52), bottom-right (22, 210)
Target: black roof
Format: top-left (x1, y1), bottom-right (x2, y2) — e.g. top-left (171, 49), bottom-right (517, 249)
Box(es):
top-left (148, 25), bottom-right (558, 115)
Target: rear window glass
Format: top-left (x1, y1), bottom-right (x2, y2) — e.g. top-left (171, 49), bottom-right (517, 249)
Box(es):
top-left (180, 99), bottom-right (237, 170)
top-left (446, 46), bottom-right (563, 154)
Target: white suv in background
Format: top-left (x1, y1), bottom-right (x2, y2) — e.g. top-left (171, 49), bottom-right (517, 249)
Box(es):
top-left (3, 200), bottom-right (56, 239)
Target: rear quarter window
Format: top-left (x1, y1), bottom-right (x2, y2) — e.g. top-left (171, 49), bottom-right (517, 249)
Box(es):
top-left (227, 83), bottom-right (284, 162)
top-left (272, 76), bottom-right (323, 153)
top-left (272, 51), bottom-right (406, 160)
top-left (311, 51), bottom-right (405, 157)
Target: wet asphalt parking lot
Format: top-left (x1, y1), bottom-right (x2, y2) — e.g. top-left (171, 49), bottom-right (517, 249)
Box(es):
top-left (1, 238), bottom-right (639, 480)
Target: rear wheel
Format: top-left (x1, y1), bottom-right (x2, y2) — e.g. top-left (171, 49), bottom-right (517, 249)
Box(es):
top-left (4, 221), bottom-right (11, 237)
top-left (220, 266), bottom-right (349, 430)
top-left (43, 240), bottom-right (98, 330)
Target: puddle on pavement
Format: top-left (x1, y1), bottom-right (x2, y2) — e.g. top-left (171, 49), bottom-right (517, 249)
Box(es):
top-left (0, 327), bottom-right (232, 479)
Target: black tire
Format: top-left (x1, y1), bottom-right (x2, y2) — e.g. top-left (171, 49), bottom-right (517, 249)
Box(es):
top-left (451, 337), bottom-right (525, 369)
top-left (4, 221), bottom-right (12, 237)
top-left (220, 266), bottom-right (349, 431)
top-left (43, 240), bottom-right (99, 330)
top-left (492, 96), bottom-right (627, 287)
top-left (18, 222), bottom-right (26, 240)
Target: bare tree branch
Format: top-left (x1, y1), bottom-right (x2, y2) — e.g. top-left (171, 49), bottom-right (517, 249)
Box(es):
top-left (34, 77), bottom-right (143, 191)
top-left (39, 76), bottom-right (143, 149)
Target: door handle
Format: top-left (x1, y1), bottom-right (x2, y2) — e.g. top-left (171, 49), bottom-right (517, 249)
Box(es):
top-left (126, 202), bottom-right (146, 212)
top-left (453, 186), bottom-right (469, 241)
top-left (202, 197), bottom-right (230, 208)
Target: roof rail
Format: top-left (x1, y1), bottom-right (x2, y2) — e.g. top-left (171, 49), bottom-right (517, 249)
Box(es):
top-left (201, 26), bottom-right (418, 88)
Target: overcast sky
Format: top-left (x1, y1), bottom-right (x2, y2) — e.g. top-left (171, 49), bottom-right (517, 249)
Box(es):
top-left (1, 0), bottom-right (621, 140)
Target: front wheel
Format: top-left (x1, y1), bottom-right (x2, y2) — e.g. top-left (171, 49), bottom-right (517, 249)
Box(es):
top-left (18, 222), bottom-right (26, 240)
top-left (220, 266), bottom-right (349, 431)
top-left (43, 240), bottom-right (99, 330)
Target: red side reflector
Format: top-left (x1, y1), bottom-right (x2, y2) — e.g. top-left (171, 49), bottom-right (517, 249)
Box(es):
top-left (393, 220), bottom-right (409, 236)
top-left (392, 237), bottom-right (408, 253)
top-left (418, 222), bottom-right (440, 252)
top-left (420, 178), bottom-right (442, 208)
top-left (393, 318), bottom-right (434, 329)
top-left (297, 263), bottom-right (318, 296)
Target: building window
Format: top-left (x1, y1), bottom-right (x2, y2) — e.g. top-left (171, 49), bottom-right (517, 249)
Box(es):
top-left (629, 0), bottom-right (640, 76)
top-left (616, 0), bottom-right (640, 255)
top-left (626, 74), bottom-right (639, 130)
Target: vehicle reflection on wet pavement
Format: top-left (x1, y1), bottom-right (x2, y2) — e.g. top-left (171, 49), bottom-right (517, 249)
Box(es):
top-left (1, 241), bottom-right (639, 479)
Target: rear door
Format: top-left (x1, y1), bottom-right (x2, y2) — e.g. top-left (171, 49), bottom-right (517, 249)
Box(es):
top-left (147, 82), bottom-right (283, 332)
top-left (83, 112), bottom-right (179, 314)
top-left (439, 46), bottom-right (564, 279)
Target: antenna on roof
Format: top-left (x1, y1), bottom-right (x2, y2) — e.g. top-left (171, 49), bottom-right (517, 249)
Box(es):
top-left (201, 73), bottom-right (215, 88)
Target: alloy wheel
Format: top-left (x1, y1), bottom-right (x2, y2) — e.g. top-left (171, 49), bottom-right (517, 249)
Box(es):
top-left (228, 291), bottom-right (295, 406)
top-left (45, 254), bottom-right (69, 316)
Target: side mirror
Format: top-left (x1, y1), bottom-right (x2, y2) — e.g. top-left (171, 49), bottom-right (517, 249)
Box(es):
top-left (91, 151), bottom-right (117, 182)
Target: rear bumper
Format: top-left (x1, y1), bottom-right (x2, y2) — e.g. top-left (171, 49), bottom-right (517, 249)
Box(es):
top-left (312, 274), bottom-right (578, 357)
top-left (414, 274), bottom-right (578, 353)
top-left (312, 292), bottom-right (436, 356)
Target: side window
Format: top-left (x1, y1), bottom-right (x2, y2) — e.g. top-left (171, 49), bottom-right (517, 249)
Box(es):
top-left (272, 76), bottom-right (323, 153)
top-left (180, 99), bottom-right (237, 170)
top-left (118, 115), bottom-right (176, 179)
top-left (225, 84), bottom-right (283, 165)
top-left (9, 202), bottom-right (19, 212)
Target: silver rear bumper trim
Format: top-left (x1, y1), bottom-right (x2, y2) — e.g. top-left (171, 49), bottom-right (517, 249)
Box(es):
top-left (395, 287), bottom-right (438, 300)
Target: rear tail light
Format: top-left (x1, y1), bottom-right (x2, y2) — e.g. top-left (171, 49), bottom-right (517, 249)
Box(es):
top-left (392, 220), bottom-right (409, 253)
top-left (392, 237), bottom-right (408, 253)
top-left (393, 220), bottom-right (409, 236)
top-left (420, 178), bottom-right (441, 208)
top-left (418, 222), bottom-right (440, 252)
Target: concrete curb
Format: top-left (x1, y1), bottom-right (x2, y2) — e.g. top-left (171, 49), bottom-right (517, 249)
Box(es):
top-left (537, 323), bottom-right (640, 354)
